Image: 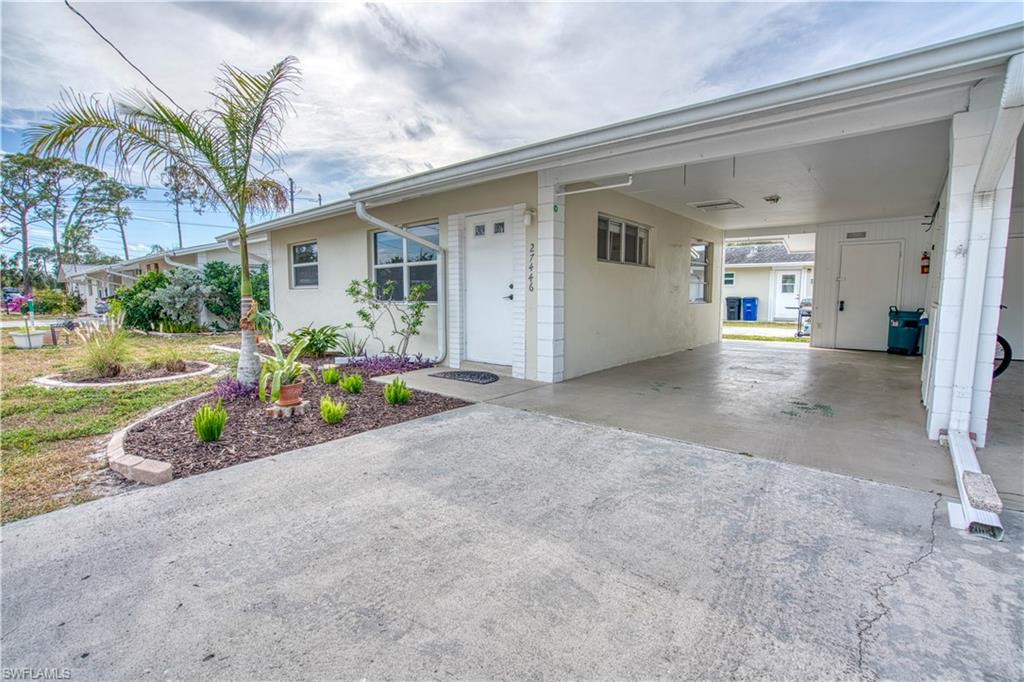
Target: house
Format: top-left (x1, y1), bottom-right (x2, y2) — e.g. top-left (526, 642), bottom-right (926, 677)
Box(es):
top-left (722, 240), bottom-right (815, 321)
top-left (216, 26), bottom-right (1022, 533)
top-left (62, 239), bottom-right (269, 317)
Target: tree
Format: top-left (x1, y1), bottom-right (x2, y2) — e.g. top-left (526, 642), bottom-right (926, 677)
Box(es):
top-left (1, 154), bottom-right (47, 293)
top-left (162, 163), bottom-right (210, 248)
top-left (30, 58), bottom-right (299, 383)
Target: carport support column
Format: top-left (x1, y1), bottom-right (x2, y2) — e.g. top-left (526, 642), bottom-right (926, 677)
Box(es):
top-left (926, 71), bottom-right (1021, 446)
top-left (536, 171), bottom-right (565, 383)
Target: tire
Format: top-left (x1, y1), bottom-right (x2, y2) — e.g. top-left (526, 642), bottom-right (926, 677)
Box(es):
top-left (993, 335), bottom-right (1012, 378)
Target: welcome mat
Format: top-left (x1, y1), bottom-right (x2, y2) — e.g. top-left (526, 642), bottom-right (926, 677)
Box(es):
top-left (429, 370), bottom-right (500, 385)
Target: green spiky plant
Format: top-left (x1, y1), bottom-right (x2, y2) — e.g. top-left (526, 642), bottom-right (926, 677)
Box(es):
top-left (193, 400), bottom-right (228, 442)
top-left (27, 57), bottom-right (300, 385)
top-left (257, 338), bottom-right (316, 403)
top-left (319, 396), bottom-right (348, 424)
top-left (382, 377), bottom-right (412, 405)
top-left (321, 366), bottom-right (340, 385)
top-left (339, 373), bottom-right (363, 394)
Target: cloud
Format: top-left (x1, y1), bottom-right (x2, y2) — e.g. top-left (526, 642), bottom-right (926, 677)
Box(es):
top-left (2, 1), bottom-right (1020, 256)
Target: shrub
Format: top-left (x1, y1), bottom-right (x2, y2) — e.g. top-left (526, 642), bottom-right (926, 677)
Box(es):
top-left (212, 377), bottom-right (257, 401)
top-left (336, 331), bottom-right (366, 357)
top-left (350, 353), bottom-right (433, 377)
top-left (80, 329), bottom-right (131, 378)
top-left (383, 377), bottom-right (412, 405)
top-left (321, 366), bottom-right (340, 385)
top-left (251, 263), bottom-right (270, 312)
top-left (201, 261), bottom-right (242, 327)
top-left (193, 400), bottom-right (227, 442)
top-left (31, 288), bottom-right (80, 314)
top-left (339, 372), bottom-right (363, 394)
top-left (319, 395), bottom-right (348, 424)
top-left (113, 271), bottom-right (167, 330)
top-left (346, 279), bottom-right (430, 357)
top-left (146, 347), bottom-right (187, 373)
top-left (287, 324), bottom-right (341, 357)
top-left (149, 268), bottom-right (210, 325)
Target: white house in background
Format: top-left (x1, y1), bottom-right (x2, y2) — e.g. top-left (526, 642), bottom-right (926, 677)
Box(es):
top-left (209, 27), bottom-right (1023, 533)
top-left (62, 239), bottom-right (269, 317)
top-left (723, 242), bottom-right (815, 321)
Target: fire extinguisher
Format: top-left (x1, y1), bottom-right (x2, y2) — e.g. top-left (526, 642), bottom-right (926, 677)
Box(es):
top-left (921, 251), bottom-right (930, 274)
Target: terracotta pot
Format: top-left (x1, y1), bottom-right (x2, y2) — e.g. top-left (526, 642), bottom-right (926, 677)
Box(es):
top-left (276, 380), bottom-right (304, 407)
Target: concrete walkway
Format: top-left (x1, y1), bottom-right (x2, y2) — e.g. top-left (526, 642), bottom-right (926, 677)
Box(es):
top-left (3, 405), bottom-right (1021, 679)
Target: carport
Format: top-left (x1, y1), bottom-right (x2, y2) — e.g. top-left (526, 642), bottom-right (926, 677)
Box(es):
top-left (526, 33), bottom-right (1023, 534)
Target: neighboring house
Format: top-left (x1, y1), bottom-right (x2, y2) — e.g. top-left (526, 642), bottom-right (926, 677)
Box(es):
top-left (722, 243), bottom-right (814, 321)
top-left (62, 239), bottom-right (269, 320)
top-left (214, 25), bottom-right (1021, 460)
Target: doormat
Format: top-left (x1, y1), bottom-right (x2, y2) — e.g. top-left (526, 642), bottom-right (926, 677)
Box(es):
top-left (429, 370), bottom-right (500, 384)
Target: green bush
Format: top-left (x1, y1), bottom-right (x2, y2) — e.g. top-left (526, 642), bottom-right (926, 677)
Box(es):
top-left (80, 329), bottom-right (132, 378)
top-left (321, 366), bottom-right (340, 385)
top-left (146, 347), bottom-right (187, 373)
top-left (30, 288), bottom-right (81, 314)
top-left (288, 324), bottom-right (341, 357)
top-left (193, 400), bottom-right (227, 442)
top-left (251, 263), bottom-right (270, 312)
top-left (336, 331), bottom-right (366, 357)
top-left (149, 268), bottom-right (209, 325)
top-left (383, 377), bottom-right (411, 405)
top-left (319, 395), bottom-right (348, 424)
top-left (113, 271), bottom-right (168, 330)
top-left (202, 261), bottom-right (242, 327)
top-left (339, 372), bottom-right (363, 394)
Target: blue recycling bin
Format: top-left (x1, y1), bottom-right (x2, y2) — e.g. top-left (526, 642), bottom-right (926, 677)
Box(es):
top-left (741, 297), bottom-right (759, 321)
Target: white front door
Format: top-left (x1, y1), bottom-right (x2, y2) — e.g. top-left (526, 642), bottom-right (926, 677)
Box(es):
top-left (835, 241), bottom-right (902, 351)
top-left (465, 210), bottom-right (514, 365)
top-left (772, 270), bottom-right (801, 320)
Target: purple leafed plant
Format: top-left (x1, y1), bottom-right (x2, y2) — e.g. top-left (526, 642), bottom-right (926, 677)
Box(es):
top-left (349, 353), bottom-right (434, 377)
top-left (212, 376), bottom-right (258, 401)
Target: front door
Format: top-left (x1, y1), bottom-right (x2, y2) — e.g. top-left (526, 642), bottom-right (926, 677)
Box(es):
top-left (772, 270), bottom-right (801, 320)
top-left (465, 210), bottom-right (514, 365)
top-left (835, 241), bottom-right (902, 351)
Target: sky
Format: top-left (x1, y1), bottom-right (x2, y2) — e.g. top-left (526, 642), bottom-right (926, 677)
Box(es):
top-left (2, 1), bottom-right (1021, 259)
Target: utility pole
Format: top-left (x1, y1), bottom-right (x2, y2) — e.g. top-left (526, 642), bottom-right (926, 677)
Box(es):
top-left (289, 177), bottom-right (295, 214)
top-left (317, 193), bottom-right (322, 207)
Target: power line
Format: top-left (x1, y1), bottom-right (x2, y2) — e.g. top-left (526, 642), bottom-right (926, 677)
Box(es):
top-left (64, 0), bottom-right (183, 110)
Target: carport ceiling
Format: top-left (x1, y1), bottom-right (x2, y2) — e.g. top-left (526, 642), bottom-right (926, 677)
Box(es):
top-left (616, 120), bottom-right (950, 229)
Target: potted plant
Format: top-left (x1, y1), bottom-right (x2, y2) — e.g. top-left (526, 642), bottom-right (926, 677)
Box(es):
top-left (10, 313), bottom-right (45, 350)
top-left (257, 338), bottom-right (315, 406)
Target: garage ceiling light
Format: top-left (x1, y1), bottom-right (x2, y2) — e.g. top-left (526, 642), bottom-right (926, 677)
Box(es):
top-left (687, 198), bottom-right (744, 211)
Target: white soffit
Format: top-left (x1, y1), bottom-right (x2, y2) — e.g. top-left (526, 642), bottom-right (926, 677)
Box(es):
top-left (615, 120), bottom-right (950, 229)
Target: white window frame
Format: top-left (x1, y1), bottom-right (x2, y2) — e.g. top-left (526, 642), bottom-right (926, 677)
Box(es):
top-left (724, 271), bottom-right (735, 286)
top-left (371, 223), bottom-right (440, 302)
top-left (689, 240), bottom-right (712, 304)
top-left (290, 240), bottom-right (319, 288)
top-left (597, 214), bottom-right (651, 266)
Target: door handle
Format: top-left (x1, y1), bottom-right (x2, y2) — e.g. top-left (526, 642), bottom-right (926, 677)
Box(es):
top-left (839, 300), bottom-right (845, 312)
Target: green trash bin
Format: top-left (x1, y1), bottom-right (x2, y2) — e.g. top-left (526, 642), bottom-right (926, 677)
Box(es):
top-left (887, 307), bottom-right (926, 355)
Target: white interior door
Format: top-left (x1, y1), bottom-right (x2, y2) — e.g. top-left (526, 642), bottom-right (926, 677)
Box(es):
top-left (465, 211), bottom-right (514, 365)
top-left (772, 270), bottom-right (801, 320)
top-left (835, 241), bottom-right (902, 351)
top-left (998, 235), bottom-right (1023, 355)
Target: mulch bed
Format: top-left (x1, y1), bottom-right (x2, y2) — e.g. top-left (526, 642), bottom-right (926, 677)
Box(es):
top-left (60, 361), bottom-right (208, 384)
top-left (123, 376), bottom-right (469, 478)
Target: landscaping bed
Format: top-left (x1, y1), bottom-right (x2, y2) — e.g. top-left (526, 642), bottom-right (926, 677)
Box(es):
top-left (123, 376), bottom-right (469, 478)
top-left (54, 360), bottom-right (211, 384)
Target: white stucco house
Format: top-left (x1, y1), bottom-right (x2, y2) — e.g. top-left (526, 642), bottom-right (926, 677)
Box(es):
top-left (723, 241), bottom-right (815, 322)
top-left (183, 25), bottom-right (1017, 534)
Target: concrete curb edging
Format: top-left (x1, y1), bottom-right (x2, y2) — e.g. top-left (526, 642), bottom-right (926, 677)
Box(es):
top-left (32, 361), bottom-right (218, 389)
top-left (106, 392), bottom-right (213, 486)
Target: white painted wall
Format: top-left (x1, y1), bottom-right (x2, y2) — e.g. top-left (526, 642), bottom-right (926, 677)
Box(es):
top-left (812, 216), bottom-right (933, 349)
top-left (562, 188), bottom-right (723, 379)
top-left (721, 266), bottom-right (814, 322)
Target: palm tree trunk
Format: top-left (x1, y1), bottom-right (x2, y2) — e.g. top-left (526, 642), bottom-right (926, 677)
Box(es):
top-left (235, 223), bottom-right (260, 384)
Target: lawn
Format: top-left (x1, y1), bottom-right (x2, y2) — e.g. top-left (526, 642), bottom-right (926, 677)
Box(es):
top-left (722, 333), bottom-right (810, 343)
top-left (722, 320), bottom-right (800, 329)
top-left (0, 330), bottom-right (239, 523)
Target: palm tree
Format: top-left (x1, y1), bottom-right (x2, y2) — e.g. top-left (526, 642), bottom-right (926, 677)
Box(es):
top-left (28, 58), bottom-right (299, 383)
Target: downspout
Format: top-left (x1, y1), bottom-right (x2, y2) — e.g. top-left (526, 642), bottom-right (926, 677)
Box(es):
top-left (944, 52), bottom-right (1023, 540)
top-left (163, 256), bottom-right (199, 271)
top-left (225, 241), bottom-right (269, 263)
top-left (355, 201), bottom-right (447, 364)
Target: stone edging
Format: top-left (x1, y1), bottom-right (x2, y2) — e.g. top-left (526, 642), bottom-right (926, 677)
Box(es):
top-left (32, 361), bottom-right (218, 389)
top-left (106, 392), bottom-right (212, 485)
top-left (209, 343), bottom-right (241, 354)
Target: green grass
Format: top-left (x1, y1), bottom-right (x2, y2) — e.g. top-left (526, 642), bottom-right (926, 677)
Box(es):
top-left (723, 334), bottom-right (809, 343)
top-left (723, 320), bottom-right (800, 329)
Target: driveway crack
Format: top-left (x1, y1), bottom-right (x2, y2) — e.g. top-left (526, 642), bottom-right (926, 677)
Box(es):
top-left (855, 494), bottom-right (941, 678)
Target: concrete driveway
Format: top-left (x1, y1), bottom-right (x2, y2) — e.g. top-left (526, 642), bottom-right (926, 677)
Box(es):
top-left (2, 404), bottom-right (1021, 679)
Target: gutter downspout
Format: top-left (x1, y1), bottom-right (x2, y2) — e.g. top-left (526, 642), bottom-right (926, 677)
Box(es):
top-left (944, 53), bottom-right (1023, 540)
top-left (355, 201), bottom-right (447, 364)
top-left (225, 241), bottom-right (269, 263)
top-left (163, 256), bottom-right (199, 271)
